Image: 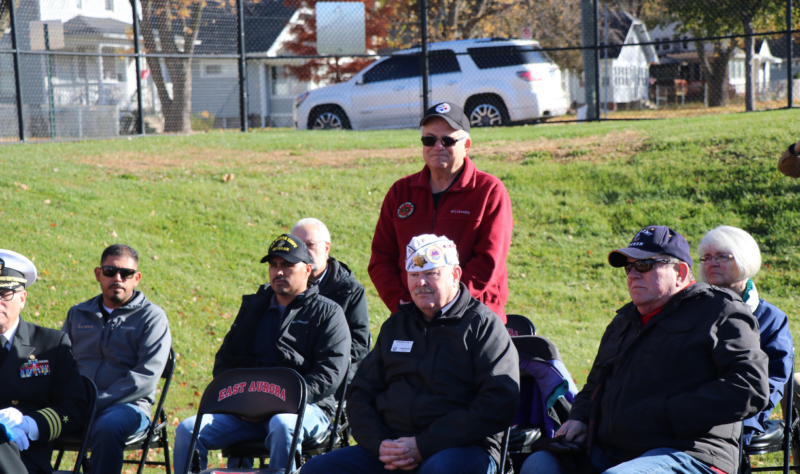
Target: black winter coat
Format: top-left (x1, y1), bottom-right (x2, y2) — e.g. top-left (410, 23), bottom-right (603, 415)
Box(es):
top-left (213, 284), bottom-right (351, 417)
top-left (347, 284), bottom-right (519, 467)
top-left (316, 258), bottom-right (370, 382)
top-left (570, 283), bottom-right (769, 474)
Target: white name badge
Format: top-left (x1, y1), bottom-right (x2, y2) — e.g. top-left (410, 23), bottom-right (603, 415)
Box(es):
top-left (391, 340), bottom-right (413, 353)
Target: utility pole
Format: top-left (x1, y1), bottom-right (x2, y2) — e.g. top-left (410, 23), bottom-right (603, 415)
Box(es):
top-left (581, 0), bottom-right (599, 121)
top-left (420, 0), bottom-right (430, 114)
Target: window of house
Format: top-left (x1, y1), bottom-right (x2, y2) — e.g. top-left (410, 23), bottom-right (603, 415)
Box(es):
top-left (683, 37), bottom-right (689, 50)
top-left (271, 66), bottom-right (305, 96)
top-left (201, 62), bottom-right (237, 78)
top-left (105, 0), bottom-right (114, 11)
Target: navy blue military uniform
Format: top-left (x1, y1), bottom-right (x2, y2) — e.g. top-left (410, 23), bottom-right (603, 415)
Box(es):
top-left (0, 318), bottom-right (88, 473)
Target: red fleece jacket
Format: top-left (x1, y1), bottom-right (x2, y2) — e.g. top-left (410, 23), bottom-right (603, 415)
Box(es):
top-left (368, 156), bottom-right (513, 322)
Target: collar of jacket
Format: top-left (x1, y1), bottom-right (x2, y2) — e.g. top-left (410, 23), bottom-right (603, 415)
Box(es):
top-left (257, 281), bottom-right (320, 311)
top-left (74, 291), bottom-right (147, 317)
top-left (399, 282), bottom-right (471, 323)
top-left (411, 156), bottom-right (477, 193)
top-left (617, 282), bottom-right (731, 327)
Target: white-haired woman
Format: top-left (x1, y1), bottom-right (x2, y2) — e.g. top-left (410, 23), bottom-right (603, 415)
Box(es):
top-left (698, 225), bottom-right (793, 445)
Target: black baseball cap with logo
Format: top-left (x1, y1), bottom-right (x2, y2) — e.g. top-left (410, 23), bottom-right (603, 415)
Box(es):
top-left (608, 225), bottom-right (693, 268)
top-left (420, 102), bottom-right (471, 133)
top-left (260, 234), bottom-right (312, 265)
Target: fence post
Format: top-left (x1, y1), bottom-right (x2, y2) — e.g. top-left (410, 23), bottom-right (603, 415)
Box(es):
top-left (237, 0), bottom-right (249, 132)
top-left (8, 0), bottom-right (26, 142)
top-left (788, 0), bottom-right (794, 108)
top-left (420, 0), bottom-right (430, 114)
top-left (593, 0), bottom-right (601, 121)
top-left (132, 0), bottom-right (145, 135)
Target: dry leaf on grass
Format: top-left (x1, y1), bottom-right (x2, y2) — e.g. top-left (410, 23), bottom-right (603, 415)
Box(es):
top-left (222, 173), bottom-right (235, 183)
top-left (110, 230), bottom-right (118, 238)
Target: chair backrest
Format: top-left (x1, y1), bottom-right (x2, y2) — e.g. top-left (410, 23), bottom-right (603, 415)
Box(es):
top-left (327, 360), bottom-right (351, 452)
top-left (182, 368), bottom-right (307, 474)
top-left (144, 347), bottom-right (175, 437)
top-left (506, 314), bottom-right (536, 337)
top-left (511, 336), bottom-right (578, 439)
top-left (73, 376), bottom-right (98, 474)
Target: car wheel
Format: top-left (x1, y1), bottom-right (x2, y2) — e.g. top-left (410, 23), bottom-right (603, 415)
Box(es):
top-left (308, 106), bottom-right (351, 130)
top-left (466, 96), bottom-right (509, 127)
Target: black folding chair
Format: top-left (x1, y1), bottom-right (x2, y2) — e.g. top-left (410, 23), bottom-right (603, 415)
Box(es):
top-left (183, 367), bottom-right (307, 474)
top-left (506, 314), bottom-right (536, 337)
top-left (53, 376), bottom-right (97, 474)
top-left (740, 359), bottom-right (800, 474)
top-left (505, 336), bottom-right (575, 473)
top-left (54, 348), bottom-right (175, 474)
top-left (221, 361), bottom-right (352, 467)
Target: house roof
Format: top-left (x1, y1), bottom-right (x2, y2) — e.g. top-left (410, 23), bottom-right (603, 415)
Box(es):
top-left (63, 15), bottom-right (131, 41)
top-left (598, 10), bottom-right (658, 63)
top-left (182, 1), bottom-right (296, 55)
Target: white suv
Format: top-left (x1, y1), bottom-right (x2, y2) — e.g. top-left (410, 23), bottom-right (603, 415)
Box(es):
top-left (294, 38), bottom-right (569, 130)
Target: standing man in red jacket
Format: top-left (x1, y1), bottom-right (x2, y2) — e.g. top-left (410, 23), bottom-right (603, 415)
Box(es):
top-left (368, 102), bottom-right (513, 322)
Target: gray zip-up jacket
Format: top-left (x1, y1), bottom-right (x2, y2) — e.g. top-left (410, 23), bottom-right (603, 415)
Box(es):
top-left (62, 291), bottom-right (171, 415)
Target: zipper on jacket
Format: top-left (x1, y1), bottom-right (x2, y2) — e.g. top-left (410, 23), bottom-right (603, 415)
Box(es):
top-left (410, 323), bottom-right (429, 432)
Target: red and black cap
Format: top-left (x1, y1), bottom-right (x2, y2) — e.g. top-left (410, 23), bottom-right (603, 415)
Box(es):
top-left (420, 102), bottom-right (471, 133)
top-left (260, 234), bottom-right (312, 265)
top-left (608, 226), bottom-right (693, 268)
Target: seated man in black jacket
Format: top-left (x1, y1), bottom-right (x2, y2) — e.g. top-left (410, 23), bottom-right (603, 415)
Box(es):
top-left (520, 226), bottom-right (769, 474)
top-left (173, 234), bottom-right (351, 473)
top-left (302, 234), bottom-right (519, 474)
top-left (291, 218), bottom-right (370, 383)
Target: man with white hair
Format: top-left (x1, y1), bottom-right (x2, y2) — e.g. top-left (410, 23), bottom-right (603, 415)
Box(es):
top-left (302, 234), bottom-right (519, 474)
top-left (291, 218), bottom-right (370, 381)
top-left (369, 103), bottom-right (513, 323)
top-left (0, 250), bottom-right (88, 473)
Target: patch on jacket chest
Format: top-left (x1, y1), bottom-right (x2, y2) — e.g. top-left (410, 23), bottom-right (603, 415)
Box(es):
top-left (397, 202), bottom-right (415, 219)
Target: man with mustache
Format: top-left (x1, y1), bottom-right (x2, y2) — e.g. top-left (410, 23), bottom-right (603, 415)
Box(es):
top-left (520, 226), bottom-right (769, 474)
top-left (63, 244), bottom-right (171, 474)
top-left (173, 234), bottom-right (351, 473)
top-left (302, 234), bottom-right (519, 474)
top-left (369, 103), bottom-right (513, 323)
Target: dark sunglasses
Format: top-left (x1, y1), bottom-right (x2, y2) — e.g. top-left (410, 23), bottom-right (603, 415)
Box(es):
top-left (624, 258), bottom-right (671, 275)
top-left (100, 266), bottom-right (137, 279)
top-left (420, 136), bottom-right (466, 147)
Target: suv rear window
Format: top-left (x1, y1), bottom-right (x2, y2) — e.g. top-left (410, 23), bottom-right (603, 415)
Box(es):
top-left (467, 45), bottom-right (550, 69)
top-left (429, 50), bottom-right (461, 75)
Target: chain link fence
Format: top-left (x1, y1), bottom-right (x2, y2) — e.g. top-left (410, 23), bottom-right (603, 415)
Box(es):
top-left (0, 0), bottom-right (797, 141)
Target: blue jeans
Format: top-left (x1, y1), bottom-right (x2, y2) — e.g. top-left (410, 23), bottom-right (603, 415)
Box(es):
top-left (173, 404), bottom-right (328, 474)
top-left (88, 403), bottom-right (150, 474)
top-left (301, 444), bottom-right (496, 474)
top-left (520, 447), bottom-right (718, 474)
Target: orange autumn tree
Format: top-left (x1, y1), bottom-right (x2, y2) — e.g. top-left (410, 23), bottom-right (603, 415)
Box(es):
top-left (281, 0), bottom-right (397, 84)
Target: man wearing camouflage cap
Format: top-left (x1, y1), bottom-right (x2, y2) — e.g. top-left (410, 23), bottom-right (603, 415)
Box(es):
top-left (303, 234), bottom-right (519, 474)
top-left (0, 250), bottom-right (88, 473)
top-left (174, 234), bottom-right (350, 473)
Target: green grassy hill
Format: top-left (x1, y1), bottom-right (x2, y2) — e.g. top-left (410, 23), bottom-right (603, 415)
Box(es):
top-left (2, 109), bottom-right (799, 471)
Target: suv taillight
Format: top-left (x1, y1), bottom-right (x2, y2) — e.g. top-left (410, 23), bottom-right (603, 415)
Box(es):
top-left (517, 70), bottom-right (543, 82)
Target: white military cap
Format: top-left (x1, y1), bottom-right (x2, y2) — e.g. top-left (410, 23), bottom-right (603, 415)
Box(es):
top-left (405, 234), bottom-right (459, 272)
top-left (0, 250), bottom-right (37, 289)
